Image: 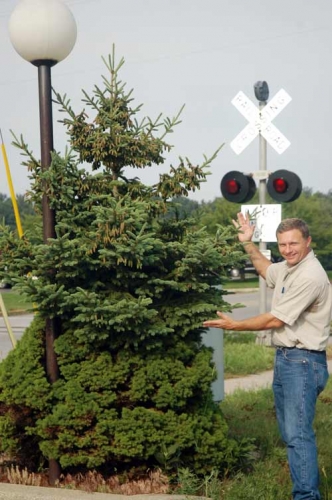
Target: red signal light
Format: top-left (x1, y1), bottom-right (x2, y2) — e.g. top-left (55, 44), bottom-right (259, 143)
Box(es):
top-left (273, 178), bottom-right (288, 193)
top-left (225, 179), bottom-right (240, 194)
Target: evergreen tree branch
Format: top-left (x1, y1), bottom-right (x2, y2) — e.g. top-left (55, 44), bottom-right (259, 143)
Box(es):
top-left (159, 104), bottom-right (185, 140)
top-left (10, 131), bottom-right (40, 169)
top-left (53, 90), bottom-right (76, 121)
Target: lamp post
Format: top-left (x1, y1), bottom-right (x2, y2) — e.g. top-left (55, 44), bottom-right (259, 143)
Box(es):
top-left (9, 0), bottom-right (77, 485)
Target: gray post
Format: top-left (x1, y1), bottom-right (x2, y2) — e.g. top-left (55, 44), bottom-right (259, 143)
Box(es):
top-left (201, 284), bottom-right (224, 401)
top-left (202, 328), bottom-right (224, 402)
top-left (256, 101), bottom-right (272, 345)
top-left (258, 101), bottom-right (267, 315)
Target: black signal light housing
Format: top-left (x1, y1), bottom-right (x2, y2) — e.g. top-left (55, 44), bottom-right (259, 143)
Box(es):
top-left (267, 169), bottom-right (302, 202)
top-left (220, 171), bottom-right (256, 203)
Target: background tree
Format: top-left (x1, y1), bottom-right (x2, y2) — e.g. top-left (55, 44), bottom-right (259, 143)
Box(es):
top-left (281, 188), bottom-right (332, 269)
top-left (0, 49), bottom-right (248, 477)
top-left (0, 192), bottom-right (42, 248)
top-left (0, 193), bottom-right (36, 231)
top-left (197, 189), bottom-right (332, 269)
top-left (199, 197), bottom-right (240, 235)
top-left (168, 196), bottom-right (200, 221)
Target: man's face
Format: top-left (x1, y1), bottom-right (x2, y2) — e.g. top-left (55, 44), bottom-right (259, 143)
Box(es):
top-left (277, 229), bottom-right (311, 266)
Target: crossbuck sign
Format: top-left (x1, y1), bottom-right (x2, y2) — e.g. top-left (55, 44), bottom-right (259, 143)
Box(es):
top-left (230, 89), bottom-right (292, 155)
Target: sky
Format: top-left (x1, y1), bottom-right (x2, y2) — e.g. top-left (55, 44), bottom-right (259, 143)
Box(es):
top-left (0, 0), bottom-right (332, 203)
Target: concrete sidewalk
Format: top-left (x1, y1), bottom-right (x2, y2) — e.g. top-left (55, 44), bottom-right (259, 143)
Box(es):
top-left (224, 358), bottom-right (332, 395)
top-left (0, 484), bottom-right (203, 500)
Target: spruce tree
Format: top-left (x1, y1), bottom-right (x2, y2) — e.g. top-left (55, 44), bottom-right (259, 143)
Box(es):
top-left (0, 48), bottom-right (247, 476)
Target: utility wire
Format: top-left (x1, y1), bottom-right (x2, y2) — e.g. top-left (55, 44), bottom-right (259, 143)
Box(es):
top-left (0, 23), bottom-right (331, 88)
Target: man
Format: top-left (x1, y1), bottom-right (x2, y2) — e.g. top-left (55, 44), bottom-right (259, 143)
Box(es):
top-left (203, 213), bottom-right (332, 500)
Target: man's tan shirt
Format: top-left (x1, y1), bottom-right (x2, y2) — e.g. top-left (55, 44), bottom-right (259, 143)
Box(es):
top-left (266, 250), bottom-right (332, 351)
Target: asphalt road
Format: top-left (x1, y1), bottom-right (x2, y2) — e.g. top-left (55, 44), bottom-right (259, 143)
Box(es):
top-left (224, 288), bottom-right (273, 320)
top-left (0, 314), bottom-right (34, 360)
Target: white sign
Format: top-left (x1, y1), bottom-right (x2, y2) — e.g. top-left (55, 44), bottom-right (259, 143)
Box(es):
top-left (261, 249), bottom-right (272, 260)
top-left (231, 89), bottom-right (292, 155)
top-left (241, 204), bottom-right (282, 242)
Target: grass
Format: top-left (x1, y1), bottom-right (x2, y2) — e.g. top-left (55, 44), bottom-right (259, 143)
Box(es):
top-left (173, 373), bottom-right (332, 499)
top-left (224, 331), bottom-right (332, 378)
top-left (175, 332), bottom-right (332, 499)
top-left (217, 377), bottom-right (332, 500)
top-left (172, 379), bottom-right (332, 499)
top-left (223, 276), bottom-right (259, 290)
top-left (0, 291), bottom-right (33, 315)
top-left (219, 387), bottom-right (291, 500)
top-left (224, 332), bottom-right (275, 377)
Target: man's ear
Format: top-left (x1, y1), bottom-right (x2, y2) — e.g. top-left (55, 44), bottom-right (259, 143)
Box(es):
top-left (307, 236), bottom-right (312, 248)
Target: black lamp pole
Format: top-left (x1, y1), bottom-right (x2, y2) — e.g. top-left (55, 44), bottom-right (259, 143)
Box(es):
top-left (37, 61), bottom-right (61, 485)
top-left (38, 64), bottom-right (56, 242)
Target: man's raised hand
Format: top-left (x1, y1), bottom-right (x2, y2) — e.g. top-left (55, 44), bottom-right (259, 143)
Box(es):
top-left (232, 211), bottom-right (255, 243)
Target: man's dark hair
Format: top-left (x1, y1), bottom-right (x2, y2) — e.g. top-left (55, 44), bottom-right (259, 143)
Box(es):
top-left (276, 218), bottom-right (310, 239)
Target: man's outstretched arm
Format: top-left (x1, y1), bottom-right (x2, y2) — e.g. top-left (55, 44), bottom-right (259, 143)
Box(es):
top-left (203, 311), bottom-right (284, 331)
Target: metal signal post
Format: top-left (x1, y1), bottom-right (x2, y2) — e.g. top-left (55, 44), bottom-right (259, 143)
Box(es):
top-left (258, 100), bottom-right (268, 315)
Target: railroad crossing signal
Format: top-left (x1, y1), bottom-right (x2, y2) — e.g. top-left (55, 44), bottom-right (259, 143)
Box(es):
top-left (230, 88), bottom-right (292, 155)
top-left (221, 169), bottom-right (302, 203)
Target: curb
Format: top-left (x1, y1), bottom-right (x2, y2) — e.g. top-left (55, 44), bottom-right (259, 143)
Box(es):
top-left (0, 484), bottom-right (206, 500)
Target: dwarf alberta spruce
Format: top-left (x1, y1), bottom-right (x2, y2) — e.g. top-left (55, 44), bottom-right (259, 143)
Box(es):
top-left (0, 47), bottom-right (248, 475)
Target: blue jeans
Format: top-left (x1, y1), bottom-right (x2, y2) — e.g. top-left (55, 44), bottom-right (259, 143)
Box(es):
top-left (273, 347), bottom-right (329, 500)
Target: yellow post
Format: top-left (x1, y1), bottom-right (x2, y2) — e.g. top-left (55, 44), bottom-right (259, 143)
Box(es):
top-left (0, 128), bottom-right (24, 349)
top-left (0, 129), bottom-right (23, 238)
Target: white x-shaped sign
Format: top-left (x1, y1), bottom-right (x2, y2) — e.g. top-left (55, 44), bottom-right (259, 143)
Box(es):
top-left (230, 89), bottom-right (292, 155)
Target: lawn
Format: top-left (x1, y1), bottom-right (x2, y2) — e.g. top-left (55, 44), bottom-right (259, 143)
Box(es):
top-left (217, 377), bottom-right (332, 499)
top-left (0, 291), bottom-right (33, 315)
top-left (223, 276), bottom-right (259, 290)
top-left (224, 332), bottom-right (275, 377)
top-left (177, 332), bottom-right (332, 499)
